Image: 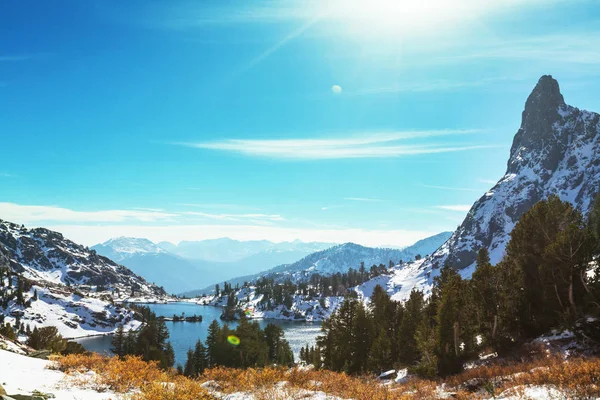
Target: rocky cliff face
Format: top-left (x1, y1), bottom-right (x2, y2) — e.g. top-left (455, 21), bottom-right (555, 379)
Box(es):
top-left (0, 219), bottom-right (166, 297)
top-left (430, 75), bottom-right (600, 271)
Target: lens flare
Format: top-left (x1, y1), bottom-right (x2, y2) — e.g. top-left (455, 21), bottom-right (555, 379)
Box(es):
top-left (244, 307), bottom-right (252, 317)
top-left (227, 335), bottom-right (241, 346)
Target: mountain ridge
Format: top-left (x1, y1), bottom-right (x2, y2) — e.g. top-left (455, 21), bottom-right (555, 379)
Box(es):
top-left (0, 219), bottom-right (166, 338)
top-left (427, 75), bottom-right (600, 272)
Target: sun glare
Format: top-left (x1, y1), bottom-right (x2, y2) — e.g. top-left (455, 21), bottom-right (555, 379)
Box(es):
top-left (320, 0), bottom-right (507, 36)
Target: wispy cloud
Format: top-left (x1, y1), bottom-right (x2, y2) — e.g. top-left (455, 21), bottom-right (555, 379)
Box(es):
top-left (478, 178), bottom-right (498, 185)
top-left (344, 197), bottom-right (381, 202)
top-left (177, 130), bottom-right (499, 160)
top-left (49, 223), bottom-right (440, 249)
top-left (435, 205), bottom-right (472, 212)
top-left (419, 184), bottom-right (482, 192)
top-left (445, 33), bottom-right (600, 65)
top-left (0, 203), bottom-right (178, 224)
top-left (177, 203), bottom-right (260, 211)
top-left (0, 172), bottom-right (13, 177)
top-left (181, 211), bottom-right (284, 222)
top-left (321, 204), bottom-right (344, 211)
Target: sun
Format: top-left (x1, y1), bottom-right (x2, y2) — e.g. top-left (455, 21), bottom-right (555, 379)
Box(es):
top-left (320, 0), bottom-right (494, 36)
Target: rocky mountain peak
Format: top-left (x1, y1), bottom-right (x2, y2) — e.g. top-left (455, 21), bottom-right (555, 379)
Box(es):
top-left (509, 75), bottom-right (568, 173)
top-left (423, 75), bottom-right (600, 272)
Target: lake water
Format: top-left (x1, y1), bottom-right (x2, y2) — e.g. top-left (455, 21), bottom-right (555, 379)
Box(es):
top-left (75, 302), bottom-right (322, 367)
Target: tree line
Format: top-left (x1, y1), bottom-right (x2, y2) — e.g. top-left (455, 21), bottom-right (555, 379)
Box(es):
top-left (180, 318), bottom-right (294, 377)
top-left (312, 195), bottom-right (600, 377)
top-left (217, 262), bottom-right (392, 319)
top-left (111, 304), bottom-right (175, 370)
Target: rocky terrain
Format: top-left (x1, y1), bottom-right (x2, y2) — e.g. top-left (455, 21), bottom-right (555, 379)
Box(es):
top-left (429, 75), bottom-right (600, 271)
top-left (0, 219), bottom-right (165, 296)
top-left (0, 219), bottom-right (167, 337)
top-left (351, 75), bottom-right (600, 302)
top-left (194, 232), bottom-right (451, 320)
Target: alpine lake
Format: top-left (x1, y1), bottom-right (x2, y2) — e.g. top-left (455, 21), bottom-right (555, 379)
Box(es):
top-left (75, 302), bottom-right (322, 367)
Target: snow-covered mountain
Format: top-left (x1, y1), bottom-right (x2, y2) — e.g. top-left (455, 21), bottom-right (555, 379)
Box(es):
top-left (429, 75), bottom-right (600, 272)
top-left (93, 237), bottom-right (336, 294)
top-left (350, 75), bottom-right (600, 303)
top-left (159, 238), bottom-right (334, 263)
top-left (91, 237), bottom-right (166, 262)
top-left (92, 237), bottom-right (204, 294)
top-left (0, 220), bottom-right (165, 297)
top-left (0, 220), bottom-right (166, 338)
top-left (193, 232), bottom-right (452, 319)
top-left (186, 232), bottom-right (451, 296)
top-left (265, 233), bottom-right (452, 281)
top-left (195, 75), bottom-right (600, 318)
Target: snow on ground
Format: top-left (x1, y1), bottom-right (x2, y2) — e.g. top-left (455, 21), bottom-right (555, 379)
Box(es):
top-left (0, 348), bottom-right (115, 400)
top-left (5, 284), bottom-right (141, 339)
top-left (353, 258), bottom-right (437, 304)
top-left (196, 288), bottom-right (345, 321)
top-left (201, 380), bottom-right (346, 400)
top-left (0, 335), bottom-right (28, 354)
top-left (495, 384), bottom-right (565, 400)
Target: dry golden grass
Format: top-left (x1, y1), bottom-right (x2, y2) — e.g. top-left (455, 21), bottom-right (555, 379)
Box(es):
top-left (52, 353), bottom-right (214, 399)
top-left (445, 354), bottom-right (600, 398)
top-left (199, 366), bottom-right (445, 399)
top-left (51, 352), bottom-right (600, 400)
top-left (132, 376), bottom-right (214, 400)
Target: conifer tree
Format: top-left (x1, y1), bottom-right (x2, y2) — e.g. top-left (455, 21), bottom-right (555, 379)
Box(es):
top-left (183, 349), bottom-right (196, 377)
top-left (193, 340), bottom-right (208, 374)
top-left (206, 320), bottom-right (221, 366)
top-left (111, 325), bottom-right (126, 357)
top-left (349, 301), bottom-right (371, 374)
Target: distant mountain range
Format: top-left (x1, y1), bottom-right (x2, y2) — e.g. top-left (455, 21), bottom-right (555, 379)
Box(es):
top-left (267, 232), bottom-right (453, 279)
top-left (157, 238), bottom-right (335, 263)
top-left (92, 237), bottom-right (335, 294)
top-left (182, 231), bottom-right (452, 297)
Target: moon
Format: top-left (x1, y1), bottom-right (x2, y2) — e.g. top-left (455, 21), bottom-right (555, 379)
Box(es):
top-left (331, 85), bottom-right (342, 94)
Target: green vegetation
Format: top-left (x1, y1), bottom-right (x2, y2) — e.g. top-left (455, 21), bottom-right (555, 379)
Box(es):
top-left (181, 318), bottom-right (294, 377)
top-left (111, 305), bottom-right (175, 370)
top-left (314, 195), bottom-right (600, 377)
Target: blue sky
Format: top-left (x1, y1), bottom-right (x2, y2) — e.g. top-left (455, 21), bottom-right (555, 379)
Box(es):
top-left (1, 0), bottom-right (600, 246)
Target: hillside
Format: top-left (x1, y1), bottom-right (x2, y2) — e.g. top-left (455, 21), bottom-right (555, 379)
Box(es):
top-left (430, 75), bottom-right (600, 271)
top-left (1, 345), bottom-right (598, 400)
top-left (193, 232), bottom-right (451, 319)
top-left (94, 237), bottom-right (336, 294)
top-left (267, 232), bottom-right (452, 279)
top-left (159, 238), bottom-right (334, 263)
top-left (352, 75), bottom-right (600, 302)
top-left (0, 220), bottom-right (167, 338)
top-left (92, 237), bottom-right (204, 294)
top-left (0, 220), bottom-right (165, 297)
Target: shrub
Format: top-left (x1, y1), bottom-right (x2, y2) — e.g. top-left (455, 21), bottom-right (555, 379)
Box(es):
top-left (27, 326), bottom-right (66, 353)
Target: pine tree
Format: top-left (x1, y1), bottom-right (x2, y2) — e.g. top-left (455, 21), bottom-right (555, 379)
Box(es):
top-left (111, 325), bottom-right (126, 357)
top-left (471, 248), bottom-right (500, 346)
top-left (163, 342), bottom-right (175, 370)
top-left (369, 328), bottom-right (392, 373)
top-left (349, 301), bottom-right (371, 374)
top-left (205, 320), bottom-right (221, 367)
top-left (183, 349), bottom-right (196, 377)
top-left (398, 289), bottom-right (424, 366)
top-left (506, 195), bottom-right (593, 336)
top-left (435, 266), bottom-right (465, 376)
top-left (193, 340), bottom-right (208, 374)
